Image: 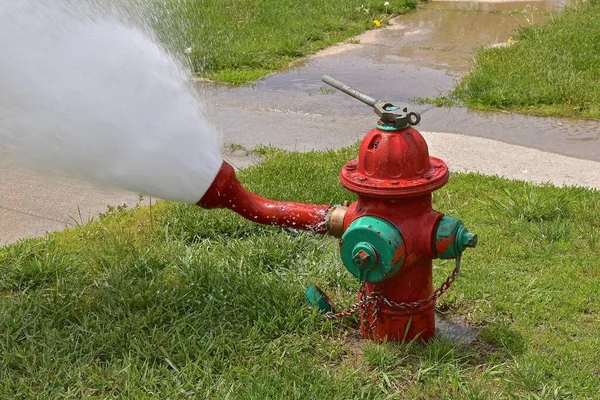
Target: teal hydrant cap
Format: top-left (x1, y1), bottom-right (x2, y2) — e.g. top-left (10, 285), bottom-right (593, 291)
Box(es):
top-left (305, 284), bottom-right (335, 312)
top-left (435, 216), bottom-right (477, 259)
top-left (340, 216), bottom-right (405, 282)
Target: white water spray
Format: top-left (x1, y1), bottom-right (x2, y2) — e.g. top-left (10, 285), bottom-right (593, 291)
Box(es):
top-left (0, 1), bottom-right (222, 203)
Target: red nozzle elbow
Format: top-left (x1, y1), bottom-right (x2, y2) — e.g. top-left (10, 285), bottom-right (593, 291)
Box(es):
top-left (197, 161), bottom-right (335, 234)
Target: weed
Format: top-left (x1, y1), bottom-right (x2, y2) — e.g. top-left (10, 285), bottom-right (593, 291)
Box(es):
top-left (490, 185), bottom-right (576, 222)
top-left (536, 217), bottom-right (572, 243)
top-left (319, 87), bottom-right (336, 95)
top-left (226, 143), bottom-right (247, 152)
top-left (479, 325), bottom-right (527, 356)
top-left (99, 202), bottom-right (129, 219)
top-left (412, 96), bottom-right (461, 107)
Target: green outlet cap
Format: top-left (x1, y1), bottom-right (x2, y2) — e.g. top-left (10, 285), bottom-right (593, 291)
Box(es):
top-left (340, 216), bottom-right (405, 282)
top-left (435, 216), bottom-right (477, 259)
top-left (305, 284), bottom-right (336, 312)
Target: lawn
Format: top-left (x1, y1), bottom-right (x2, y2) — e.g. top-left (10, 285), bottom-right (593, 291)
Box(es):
top-left (454, 0), bottom-right (600, 119)
top-left (1, 147), bottom-right (599, 398)
top-left (151, 0), bottom-right (417, 84)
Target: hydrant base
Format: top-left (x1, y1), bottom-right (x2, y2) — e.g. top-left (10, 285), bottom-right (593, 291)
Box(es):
top-left (362, 304), bottom-right (436, 342)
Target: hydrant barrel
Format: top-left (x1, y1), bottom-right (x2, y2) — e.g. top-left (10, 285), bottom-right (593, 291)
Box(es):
top-left (338, 126), bottom-right (476, 342)
top-left (315, 76), bottom-right (477, 342)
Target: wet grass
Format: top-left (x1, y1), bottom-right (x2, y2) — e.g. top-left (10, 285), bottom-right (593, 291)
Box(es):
top-left (1, 147), bottom-right (600, 398)
top-left (152, 0), bottom-right (417, 84)
top-left (412, 96), bottom-right (461, 108)
top-left (454, 0), bottom-right (600, 119)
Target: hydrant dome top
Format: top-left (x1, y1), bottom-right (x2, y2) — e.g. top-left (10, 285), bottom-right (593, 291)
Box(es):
top-left (340, 127), bottom-right (449, 197)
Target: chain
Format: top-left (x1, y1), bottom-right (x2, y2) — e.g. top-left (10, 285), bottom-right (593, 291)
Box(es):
top-left (325, 254), bottom-right (462, 322)
top-left (367, 283), bottom-right (382, 333)
top-left (324, 279), bottom-right (367, 321)
top-left (382, 253), bottom-right (462, 310)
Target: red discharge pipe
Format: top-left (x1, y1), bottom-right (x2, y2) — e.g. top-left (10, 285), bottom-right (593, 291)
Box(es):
top-left (197, 161), bottom-right (333, 233)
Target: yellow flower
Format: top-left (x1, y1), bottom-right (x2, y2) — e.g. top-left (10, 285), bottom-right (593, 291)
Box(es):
top-left (373, 20), bottom-right (381, 28)
top-left (508, 36), bottom-right (514, 43)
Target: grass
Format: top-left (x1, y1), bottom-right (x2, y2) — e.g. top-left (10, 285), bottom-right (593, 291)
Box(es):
top-left (453, 0), bottom-right (600, 119)
top-left (412, 96), bottom-right (461, 108)
top-left (1, 146), bottom-right (599, 398)
top-left (151, 0), bottom-right (418, 84)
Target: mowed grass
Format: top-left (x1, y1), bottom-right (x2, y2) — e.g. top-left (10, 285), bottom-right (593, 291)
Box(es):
top-left (454, 0), bottom-right (600, 119)
top-left (1, 147), bottom-right (600, 398)
top-left (154, 0), bottom-right (416, 84)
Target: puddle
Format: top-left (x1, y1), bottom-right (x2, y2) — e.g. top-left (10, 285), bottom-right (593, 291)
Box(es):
top-left (203, 0), bottom-right (600, 162)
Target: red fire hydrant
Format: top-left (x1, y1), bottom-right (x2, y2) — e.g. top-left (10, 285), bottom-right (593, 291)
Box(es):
top-left (198, 76), bottom-right (477, 342)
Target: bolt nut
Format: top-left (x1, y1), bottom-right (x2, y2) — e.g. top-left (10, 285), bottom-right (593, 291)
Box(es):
top-left (351, 243), bottom-right (377, 271)
top-left (353, 250), bottom-right (371, 266)
top-left (461, 231), bottom-right (478, 249)
top-left (467, 233), bottom-right (477, 247)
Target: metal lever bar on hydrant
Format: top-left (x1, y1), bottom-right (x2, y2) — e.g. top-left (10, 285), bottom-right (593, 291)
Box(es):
top-left (322, 75), bottom-right (421, 128)
top-left (197, 161), bottom-right (348, 237)
top-left (322, 75), bottom-right (378, 107)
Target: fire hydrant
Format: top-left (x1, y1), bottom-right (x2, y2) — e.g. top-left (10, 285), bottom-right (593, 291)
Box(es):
top-left (198, 76), bottom-right (477, 342)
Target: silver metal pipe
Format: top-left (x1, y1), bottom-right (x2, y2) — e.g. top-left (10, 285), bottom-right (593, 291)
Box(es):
top-left (321, 75), bottom-right (377, 107)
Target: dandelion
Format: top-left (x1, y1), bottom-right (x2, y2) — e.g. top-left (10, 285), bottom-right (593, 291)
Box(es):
top-left (373, 19), bottom-right (381, 28)
top-left (507, 37), bottom-right (514, 43)
top-left (184, 47), bottom-right (193, 54)
top-left (384, 1), bottom-right (390, 6)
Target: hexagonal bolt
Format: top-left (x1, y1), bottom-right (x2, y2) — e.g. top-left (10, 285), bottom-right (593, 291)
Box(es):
top-left (455, 227), bottom-right (478, 254)
top-left (353, 250), bottom-right (371, 267)
top-left (463, 232), bottom-right (478, 248)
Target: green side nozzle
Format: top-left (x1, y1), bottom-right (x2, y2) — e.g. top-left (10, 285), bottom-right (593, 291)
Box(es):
top-left (435, 216), bottom-right (477, 259)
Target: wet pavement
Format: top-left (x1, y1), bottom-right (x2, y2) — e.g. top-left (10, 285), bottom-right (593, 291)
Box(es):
top-left (0, 167), bottom-right (146, 244)
top-left (204, 0), bottom-right (600, 162)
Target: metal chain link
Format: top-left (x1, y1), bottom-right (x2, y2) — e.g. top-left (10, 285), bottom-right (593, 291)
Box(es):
top-left (325, 254), bottom-right (462, 322)
top-left (367, 283), bottom-right (382, 333)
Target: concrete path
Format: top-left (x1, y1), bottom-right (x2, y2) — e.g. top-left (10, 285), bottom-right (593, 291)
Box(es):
top-left (2, 0), bottom-right (599, 246)
top-left (0, 167), bottom-right (146, 244)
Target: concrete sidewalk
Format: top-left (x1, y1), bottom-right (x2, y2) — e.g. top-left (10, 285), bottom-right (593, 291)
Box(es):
top-left (0, 167), bottom-right (144, 245)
